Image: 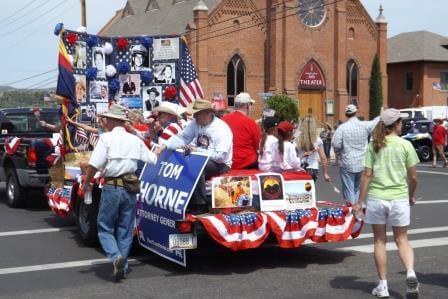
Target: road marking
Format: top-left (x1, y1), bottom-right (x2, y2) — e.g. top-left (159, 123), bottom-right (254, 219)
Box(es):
top-left (0, 257), bottom-right (141, 275)
top-left (0, 227), bottom-right (76, 237)
top-left (416, 200), bottom-right (448, 205)
top-left (339, 237), bottom-right (448, 253)
top-left (355, 226), bottom-right (448, 239)
top-left (417, 170), bottom-right (448, 176)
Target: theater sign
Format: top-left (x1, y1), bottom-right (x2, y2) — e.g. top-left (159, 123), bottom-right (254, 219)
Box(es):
top-left (298, 61), bottom-right (325, 90)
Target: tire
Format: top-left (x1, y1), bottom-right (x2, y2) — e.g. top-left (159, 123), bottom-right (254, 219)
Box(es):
top-left (5, 168), bottom-right (25, 208)
top-left (418, 145), bottom-right (432, 162)
top-left (75, 195), bottom-right (99, 247)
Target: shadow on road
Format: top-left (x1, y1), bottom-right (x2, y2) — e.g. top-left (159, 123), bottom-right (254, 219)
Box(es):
top-left (329, 276), bottom-right (405, 299)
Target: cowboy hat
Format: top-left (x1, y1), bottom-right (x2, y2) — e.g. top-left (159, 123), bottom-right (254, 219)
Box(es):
top-left (146, 87), bottom-right (160, 97)
top-left (100, 104), bottom-right (130, 122)
top-left (153, 101), bottom-right (186, 118)
top-left (187, 99), bottom-right (213, 114)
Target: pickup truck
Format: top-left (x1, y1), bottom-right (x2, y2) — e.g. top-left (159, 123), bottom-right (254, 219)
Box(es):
top-left (0, 108), bottom-right (60, 208)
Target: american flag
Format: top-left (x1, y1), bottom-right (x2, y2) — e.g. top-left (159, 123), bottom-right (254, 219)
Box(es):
top-left (179, 40), bottom-right (204, 107)
top-left (74, 127), bottom-right (88, 145)
top-left (47, 187), bottom-right (72, 218)
top-left (89, 132), bottom-right (100, 148)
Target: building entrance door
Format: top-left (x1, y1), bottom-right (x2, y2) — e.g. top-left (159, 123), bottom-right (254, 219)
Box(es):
top-left (298, 90), bottom-right (324, 121)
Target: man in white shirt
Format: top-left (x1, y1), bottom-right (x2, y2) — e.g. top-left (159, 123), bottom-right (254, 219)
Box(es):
top-left (157, 99), bottom-right (233, 208)
top-left (332, 104), bottom-right (380, 204)
top-left (83, 104), bottom-right (157, 282)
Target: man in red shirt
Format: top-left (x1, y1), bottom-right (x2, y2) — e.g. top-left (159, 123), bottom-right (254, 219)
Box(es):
top-left (432, 119), bottom-right (447, 168)
top-left (222, 92), bottom-right (261, 169)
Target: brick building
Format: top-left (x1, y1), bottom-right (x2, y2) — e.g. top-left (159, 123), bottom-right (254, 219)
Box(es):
top-left (388, 31), bottom-right (448, 109)
top-left (100, 0), bottom-right (388, 123)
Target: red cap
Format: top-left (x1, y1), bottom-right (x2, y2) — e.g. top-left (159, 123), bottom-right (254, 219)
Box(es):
top-left (277, 121), bottom-right (294, 133)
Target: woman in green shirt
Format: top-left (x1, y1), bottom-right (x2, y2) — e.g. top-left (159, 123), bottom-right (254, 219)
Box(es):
top-left (353, 109), bottom-right (420, 298)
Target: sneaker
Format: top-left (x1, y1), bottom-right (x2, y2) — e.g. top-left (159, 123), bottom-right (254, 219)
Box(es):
top-left (406, 274), bottom-right (420, 297)
top-left (113, 256), bottom-right (125, 282)
top-left (371, 285), bottom-right (390, 298)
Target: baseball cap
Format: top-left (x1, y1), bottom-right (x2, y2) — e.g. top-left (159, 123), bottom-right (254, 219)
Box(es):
top-left (380, 108), bottom-right (407, 126)
top-left (262, 116), bottom-right (279, 130)
top-left (277, 121), bottom-right (294, 133)
top-left (235, 92), bottom-right (255, 104)
top-left (345, 104), bottom-right (358, 114)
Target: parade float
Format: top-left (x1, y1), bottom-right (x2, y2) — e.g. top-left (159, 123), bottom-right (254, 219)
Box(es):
top-left (47, 25), bottom-right (363, 267)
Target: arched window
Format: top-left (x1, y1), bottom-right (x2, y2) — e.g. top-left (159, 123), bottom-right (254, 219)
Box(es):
top-left (227, 55), bottom-right (246, 106)
top-left (346, 60), bottom-right (359, 105)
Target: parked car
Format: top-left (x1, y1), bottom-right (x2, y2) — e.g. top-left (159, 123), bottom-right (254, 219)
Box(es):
top-left (0, 108), bottom-right (60, 207)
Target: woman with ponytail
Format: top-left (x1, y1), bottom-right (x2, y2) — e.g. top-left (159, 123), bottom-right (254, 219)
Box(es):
top-left (353, 109), bottom-right (420, 298)
top-left (258, 117), bottom-right (281, 172)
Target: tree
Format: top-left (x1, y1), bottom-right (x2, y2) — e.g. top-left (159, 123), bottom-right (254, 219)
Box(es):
top-left (369, 54), bottom-right (383, 119)
top-left (267, 94), bottom-right (299, 122)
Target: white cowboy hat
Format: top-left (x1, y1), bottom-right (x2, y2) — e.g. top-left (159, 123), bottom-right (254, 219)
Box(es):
top-left (153, 101), bottom-right (186, 118)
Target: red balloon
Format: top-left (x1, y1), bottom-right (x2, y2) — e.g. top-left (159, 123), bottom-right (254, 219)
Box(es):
top-left (116, 38), bottom-right (129, 51)
top-left (164, 85), bottom-right (177, 100)
top-left (67, 33), bottom-right (78, 45)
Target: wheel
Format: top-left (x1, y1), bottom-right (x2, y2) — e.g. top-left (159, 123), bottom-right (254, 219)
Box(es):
top-left (75, 195), bottom-right (99, 247)
top-left (418, 145), bottom-right (432, 162)
top-left (6, 168), bottom-right (25, 208)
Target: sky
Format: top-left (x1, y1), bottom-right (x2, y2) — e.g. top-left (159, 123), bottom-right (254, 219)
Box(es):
top-left (0, 0), bottom-right (447, 89)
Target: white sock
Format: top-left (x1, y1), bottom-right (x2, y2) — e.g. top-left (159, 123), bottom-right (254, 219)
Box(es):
top-left (378, 279), bottom-right (388, 288)
top-left (407, 269), bottom-right (416, 277)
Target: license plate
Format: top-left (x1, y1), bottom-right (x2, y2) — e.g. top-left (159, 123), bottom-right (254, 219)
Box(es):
top-left (169, 234), bottom-right (197, 250)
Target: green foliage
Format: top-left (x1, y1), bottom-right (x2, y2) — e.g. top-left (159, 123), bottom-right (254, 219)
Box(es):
top-left (267, 94), bottom-right (299, 122)
top-left (369, 54), bottom-right (383, 119)
top-left (0, 89), bottom-right (57, 108)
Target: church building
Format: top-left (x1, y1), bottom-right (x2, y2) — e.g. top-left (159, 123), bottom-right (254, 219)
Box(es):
top-left (100, 0), bottom-right (388, 123)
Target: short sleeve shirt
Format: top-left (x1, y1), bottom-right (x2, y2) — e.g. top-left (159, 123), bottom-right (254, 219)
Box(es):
top-left (364, 136), bottom-right (419, 201)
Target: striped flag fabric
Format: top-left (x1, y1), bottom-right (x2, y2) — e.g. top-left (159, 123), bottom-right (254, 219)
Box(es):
top-left (75, 127), bottom-right (88, 145)
top-left (89, 132), bottom-right (100, 148)
top-left (179, 40), bottom-right (204, 107)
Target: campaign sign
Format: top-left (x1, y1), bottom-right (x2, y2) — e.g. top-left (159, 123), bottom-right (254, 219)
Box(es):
top-left (136, 150), bottom-right (209, 266)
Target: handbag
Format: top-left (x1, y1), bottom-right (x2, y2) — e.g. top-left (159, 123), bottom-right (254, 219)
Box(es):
top-left (121, 173), bottom-right (141, 194)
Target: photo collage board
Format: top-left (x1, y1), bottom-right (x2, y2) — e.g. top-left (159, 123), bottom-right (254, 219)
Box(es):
top-left (62, 29), bottom-right (183, 124)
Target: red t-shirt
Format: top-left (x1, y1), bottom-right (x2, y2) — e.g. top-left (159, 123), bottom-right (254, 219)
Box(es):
top-left (433, 125), bottom-right (447, 145)
top-left (222, 111), bottom-right (261, 169)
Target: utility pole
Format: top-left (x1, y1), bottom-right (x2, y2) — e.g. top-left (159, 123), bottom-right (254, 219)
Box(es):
top-left (81, 0), bottom-right (87, 27)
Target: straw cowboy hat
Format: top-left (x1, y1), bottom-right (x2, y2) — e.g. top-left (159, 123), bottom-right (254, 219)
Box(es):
top-left (153, 101), bottom-right (187, 118)
top-left (187, 99), bottom-right (213, 114)
top-left (101, 104), bottom-right (130, 122)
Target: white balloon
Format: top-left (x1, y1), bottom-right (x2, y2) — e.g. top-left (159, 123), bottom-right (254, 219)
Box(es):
top-left (76, 26), bottom-right (87, 33)
top-left (104, 42), bottom-right (113, 55)
top-left (106, 65), bottom-right (117, 77)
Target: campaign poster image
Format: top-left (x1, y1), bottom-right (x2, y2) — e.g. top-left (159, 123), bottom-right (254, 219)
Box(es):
top-left (212, 176), bottom-right (253, 209)
top-left (284, 180), bottom-right (316, 210)
top-left (257, 173), bottom-right (285, 211)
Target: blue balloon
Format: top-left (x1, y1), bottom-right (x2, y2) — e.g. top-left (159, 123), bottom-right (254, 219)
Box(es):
top-left (140, 71), bottom-right (154, 83)
top-left (86, 68), bottom-right (97, 81)
top-left (118, 62), bottom-right (130, 74)
top-left (108, 78), bottom-right (120, 94)
top-left (139, 36), bottom-right (153, 48)
top-left (87, 35), bottom-right (100, 47)
top-left (54, 23), bottom-right (64, 36)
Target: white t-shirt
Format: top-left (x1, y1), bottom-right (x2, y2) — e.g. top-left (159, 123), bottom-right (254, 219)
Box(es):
top-left (297, 137), bottom-right (323, 170)
top-left (166, 117), bottom-right (233, 167)
top-left (258, 135), bottom-right (281, 172)
top-left (281, 141), bottom-right (303, 171)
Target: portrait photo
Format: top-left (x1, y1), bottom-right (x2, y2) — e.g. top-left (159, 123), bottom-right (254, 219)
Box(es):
top-left (119, 74), bottom-right (141, 97)
top-left (89, 81), bottom-right (108, 102)
top-left (92, 46), bottom-right (105, 78)
top-left (130, 44), bottom-right (149, 71)
top-left (74, 75), bottom-right (86, 104)
top-left (153, 63), bottom-right (176, 84)
top-left (212, 176), bottom-right (253, 209)
top-left (74, 41), bottom-right (87, 69)
top-left (142, 85), bottom-right (162, 112)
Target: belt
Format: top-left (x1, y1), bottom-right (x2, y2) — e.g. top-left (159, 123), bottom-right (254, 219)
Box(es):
top-left (104, 177), bottom-right (124, 187)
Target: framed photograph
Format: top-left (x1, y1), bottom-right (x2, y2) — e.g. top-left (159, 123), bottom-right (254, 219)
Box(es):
top-left (74, 41), bottom-right (87, 69)
top-left (256, 173), bottom-right (285, 211)
top-left (153, 37), bottom-right (179, 60)
top-left (92, 46), bottom-right (106, 78)
top-left (89, 81), bottom-right (108, 102)
top-left (95, 102), bottom-right (109, 115)
top-left (79, 104), bottom-right (97, 122)
top-left (119, 74), bottom-right (141, 97)
top-left (74, 75), bottom-right (86, 104)
top-left (142, 85), bottom-right (162, 112)
top-left (212, 176), bottom-right (253, 209)
top-left (153, 63), bottom-right (176, 84)
top-left (284, 180), bottom-right (316, 210)
top-left (130, 44), bottom-right (150, 71)
top-left (118, 97), bottom-right (143, 109)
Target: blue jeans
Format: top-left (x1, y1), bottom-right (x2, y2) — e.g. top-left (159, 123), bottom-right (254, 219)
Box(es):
top-left (323, 142), bottom-right (331, 159)
top-left (339, 168), bottom-right (362, 204)
top-left (97, 185), bottom-right (136, 271)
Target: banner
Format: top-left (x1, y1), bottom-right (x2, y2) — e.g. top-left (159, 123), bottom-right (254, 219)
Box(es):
top-left (136, 150), bottom-right (209, 266)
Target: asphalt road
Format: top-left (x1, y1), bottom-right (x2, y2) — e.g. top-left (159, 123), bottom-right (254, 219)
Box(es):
top-left (0, 163), bottom-right (447, 299)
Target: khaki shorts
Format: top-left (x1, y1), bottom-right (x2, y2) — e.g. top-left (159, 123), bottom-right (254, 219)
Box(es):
top-left (365, 198), bottom-right (410, 227)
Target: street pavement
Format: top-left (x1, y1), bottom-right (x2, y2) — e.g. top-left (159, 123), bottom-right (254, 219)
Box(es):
top-left (0, 163), bottom-right (447, 299)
